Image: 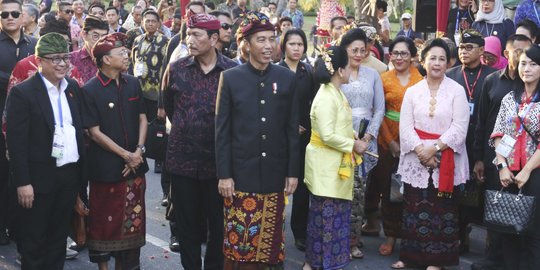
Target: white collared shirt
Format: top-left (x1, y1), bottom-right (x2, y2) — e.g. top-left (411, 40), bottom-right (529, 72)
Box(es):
top-left (40, 74), bottom-right (80, 167)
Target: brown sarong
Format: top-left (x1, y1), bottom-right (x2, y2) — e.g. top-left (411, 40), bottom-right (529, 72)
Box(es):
top-left (87, 176), bottom-right (146, 252)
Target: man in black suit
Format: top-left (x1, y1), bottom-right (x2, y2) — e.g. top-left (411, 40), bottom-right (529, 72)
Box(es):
top-left (5, 32), bottom-right (85, 270)
top-left (215, 11), bottom-right (299, 270)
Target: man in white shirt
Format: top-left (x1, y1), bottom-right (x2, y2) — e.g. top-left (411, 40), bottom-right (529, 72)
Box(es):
top-left (6, 32), bottom-right (85, 270)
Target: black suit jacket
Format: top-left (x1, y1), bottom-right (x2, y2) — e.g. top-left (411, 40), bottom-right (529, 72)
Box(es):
top-left (215, 63), bottom-right (299, 194)
top-left (6, 73), bottom-right (85, 193)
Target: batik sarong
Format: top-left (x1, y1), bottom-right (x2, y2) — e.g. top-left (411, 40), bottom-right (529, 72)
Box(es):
top-left (87, 176), bottom-right (146, 252)
top-left (399, 181), bottom-right (460, 267)
top-left (223, 191), bottom-right (286, 266)
top-left (306, 195), bottom-right (351, 270)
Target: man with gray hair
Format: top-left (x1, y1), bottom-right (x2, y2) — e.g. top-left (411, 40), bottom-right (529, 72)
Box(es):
top-left (22, 3), bottom-right (39, 38)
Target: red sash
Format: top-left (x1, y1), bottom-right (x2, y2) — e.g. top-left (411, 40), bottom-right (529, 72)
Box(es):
top-left (415, 128), bottom-right (455, 197)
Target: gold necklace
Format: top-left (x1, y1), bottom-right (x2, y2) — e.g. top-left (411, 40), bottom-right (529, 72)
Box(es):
top-left (428, 90), bottom-right (437, 117)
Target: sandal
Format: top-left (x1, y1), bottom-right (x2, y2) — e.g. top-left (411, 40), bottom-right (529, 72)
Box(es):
top-left (350, 246), bottom-right (364, 259)
top-left (378, 241), bottom-right (394, 256)
top-left (391, 261), bottom-right (407, 269)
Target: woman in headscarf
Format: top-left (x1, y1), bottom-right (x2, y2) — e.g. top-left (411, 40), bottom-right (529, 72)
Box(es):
top-left (482, 35), bottom-right (508, 69)
top-left (472, 0), bottom-right (515, 54)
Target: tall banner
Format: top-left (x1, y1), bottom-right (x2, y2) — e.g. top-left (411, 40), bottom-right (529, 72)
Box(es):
top-left (436, 0), bottom-right (450, 37)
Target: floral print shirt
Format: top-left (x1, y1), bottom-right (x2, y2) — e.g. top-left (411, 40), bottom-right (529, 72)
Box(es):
top-left (490, 91), bottom-right (540, 171)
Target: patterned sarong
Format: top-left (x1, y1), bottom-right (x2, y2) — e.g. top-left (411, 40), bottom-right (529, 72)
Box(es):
top-left (399, 180), bottom-right (460, 267)
top-left (305, 195), bottom-right (351, 270)
top-left (87, 176), bottom-right (146, 252)
top-left (223, 191), bottom-right (286, 265)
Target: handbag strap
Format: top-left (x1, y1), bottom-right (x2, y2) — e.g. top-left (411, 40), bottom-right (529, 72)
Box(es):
top-left (516, 105), bottom-right (539, 146)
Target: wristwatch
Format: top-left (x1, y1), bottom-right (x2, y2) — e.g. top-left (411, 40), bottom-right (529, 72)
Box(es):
top-left (434, 143), bottom-right (441, 152)
top-left (137, 144), bottom-right (146, 154)
top-left (496, 162), bottom-right (508, 171)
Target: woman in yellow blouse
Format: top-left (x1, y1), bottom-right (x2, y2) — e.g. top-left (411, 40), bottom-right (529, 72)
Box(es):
top-left (303, 46), bottom-right (368, 270)
top-left (372, 36), bottom-right (423, 256)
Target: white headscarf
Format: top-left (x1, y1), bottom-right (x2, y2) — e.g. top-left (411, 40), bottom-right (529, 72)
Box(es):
top-left (475, 0), bottom-right (505, 24)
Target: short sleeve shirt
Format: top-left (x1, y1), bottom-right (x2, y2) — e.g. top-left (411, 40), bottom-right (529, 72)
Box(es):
top-left (81, 72), bottom-right (148, 182)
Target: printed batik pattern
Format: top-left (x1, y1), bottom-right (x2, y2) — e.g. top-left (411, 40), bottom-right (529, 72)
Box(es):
top-left (223, 191), bottom-right (286, 264)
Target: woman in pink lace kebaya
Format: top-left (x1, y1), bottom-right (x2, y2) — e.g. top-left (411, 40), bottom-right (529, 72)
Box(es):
top-left (391, 39), bottom-right (470, 270)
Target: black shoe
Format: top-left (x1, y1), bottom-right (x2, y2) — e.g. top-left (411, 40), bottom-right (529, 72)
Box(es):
top-left (169, 236), bottom-right (180, 252)
top-left (0, 230), bottom-right (9, 245)
top-left (294, 238), bottom-right (306, 252)
top-left (161, 194), bottom-right (169, 207)
top-left (154, 162), bottom-right (162, 174)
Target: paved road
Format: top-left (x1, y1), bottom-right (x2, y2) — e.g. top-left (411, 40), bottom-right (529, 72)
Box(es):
top-left (0, 160), bottom-right (486, 269)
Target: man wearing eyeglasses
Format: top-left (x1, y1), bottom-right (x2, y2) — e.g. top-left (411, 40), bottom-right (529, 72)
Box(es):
top-left (209, 10), bottom-right (233, 58)
top-left (70, 15), bottom-right (109, 83)
top-left (445, 29), bottom-right (497, 255)
top-left (82, 32), bottom-right (148, 270)
top-left (6, 32), bottom-right (85, 270)
top-left (0, 0), bottom-right (36, 246)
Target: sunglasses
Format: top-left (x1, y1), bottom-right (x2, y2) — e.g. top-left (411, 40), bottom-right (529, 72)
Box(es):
top-left (0, 11), bottom-right (21, 19)
top-left (221, 23), bottom-right (232, 30)
top-left (62, 9), bottom-right (74, 14)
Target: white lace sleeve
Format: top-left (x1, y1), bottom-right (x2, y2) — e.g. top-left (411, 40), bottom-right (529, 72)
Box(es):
top-left (399, 88), bottom-right (422, 154)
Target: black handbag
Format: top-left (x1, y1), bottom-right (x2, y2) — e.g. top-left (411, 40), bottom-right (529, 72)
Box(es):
top-left (145, 119), bottom-right (168, 160)
top-left (459, 177), bottom-right (484, 207)
top-left (484, 188), bottom-right (536, 235)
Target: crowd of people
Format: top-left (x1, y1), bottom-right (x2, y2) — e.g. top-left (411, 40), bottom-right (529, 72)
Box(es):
top-left (1, 0), bottom-right (540, 269)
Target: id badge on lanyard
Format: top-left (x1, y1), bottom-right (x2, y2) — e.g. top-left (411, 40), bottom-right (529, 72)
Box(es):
top-left (495, 134), bottom-right (516, 158)
top-left (51, 125), bottom-right (65, 159)
top-left (51, 92), bottom-right (65, 159)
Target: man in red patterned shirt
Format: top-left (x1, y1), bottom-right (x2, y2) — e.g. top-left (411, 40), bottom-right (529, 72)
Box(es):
top-left (70, 15), bottom-right (109, 83)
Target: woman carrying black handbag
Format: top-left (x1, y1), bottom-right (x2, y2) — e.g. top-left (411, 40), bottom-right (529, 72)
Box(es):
top-left (490, 44), bottom-right (540, 269)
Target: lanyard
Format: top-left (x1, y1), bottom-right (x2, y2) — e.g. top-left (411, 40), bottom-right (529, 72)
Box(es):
top-left (462, 66), bottom-right (483, 100)
top-left (57, 90), bottom-right (64, 128)
top-left (455, 10), bottom-right (468, 32)
top-left (515, 92), bottom-right (539, 135)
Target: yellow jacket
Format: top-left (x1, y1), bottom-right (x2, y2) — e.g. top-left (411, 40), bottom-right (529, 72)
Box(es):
top-left (304, 83), bottom-right (356, 201)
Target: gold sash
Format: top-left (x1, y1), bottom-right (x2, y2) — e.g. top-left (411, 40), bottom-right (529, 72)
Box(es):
top-left (310, 130), bottom-right (362, 180)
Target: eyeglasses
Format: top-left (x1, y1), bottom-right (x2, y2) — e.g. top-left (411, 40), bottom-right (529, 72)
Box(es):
top-left (221, 23), bottom-right (232, 30)
top-left (0, 11), bottom-right (21, 19)
top-left (41, 55), bottom-right (71, 65)
top-left (348, 47), bottom-right (366, 56)
top-left (62, 9), bottom-right (74, 14)
top-left (91, 11), bottom-right (105, 16)
top-left (458, 44), bottom-right (480, 51)
top-left (88, 31), bottom-right (108, 41)
top-left (391, 51), bottom-right (410, 58)
top-left (108, 49), bottom-right (130, 57)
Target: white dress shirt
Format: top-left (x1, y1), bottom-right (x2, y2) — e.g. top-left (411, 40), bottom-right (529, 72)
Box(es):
top-left (40, 74), bottom-right (80, 167)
